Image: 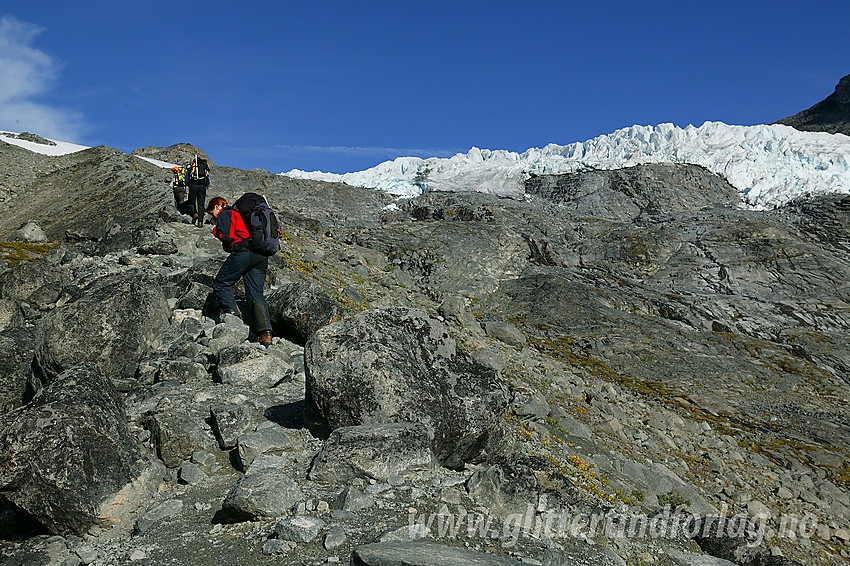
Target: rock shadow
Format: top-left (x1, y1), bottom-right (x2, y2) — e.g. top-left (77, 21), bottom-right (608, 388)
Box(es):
top-left (0, 498), bottom-right (48, 541)
top-left (264, 400), bottom-right (305, 430)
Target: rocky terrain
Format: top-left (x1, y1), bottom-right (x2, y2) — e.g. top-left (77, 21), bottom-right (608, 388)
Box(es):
top-left (0, 118), bottom-right (848, 566)
top-left (130, 145), bottom-right (213, 167)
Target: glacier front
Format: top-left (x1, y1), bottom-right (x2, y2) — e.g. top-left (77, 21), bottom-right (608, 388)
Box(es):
top-left (283, 122), bottom-right (850, 209)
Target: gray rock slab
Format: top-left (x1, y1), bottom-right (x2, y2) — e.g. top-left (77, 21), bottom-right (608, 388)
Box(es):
top-left (333, 486), bottom-right (375, 512)
top-left (262, 539), bottom-right (296, 555)
top-left (308, 422), bottom-right (435, 482)
top-left (177, 462), bottom-right (208, 485)
top-left (220, 455), bottom-right (304, 522)
top-left (175, 281), bottom-right (213, 311)
top-left (208, 319), bottom-right (250, 355)
top-left (209, 404), bottom-right (256, 450)
top-left (600, 459), bottom-right (716, 516)
top-left (439, 487), bottom-right (463, 505)
top-left (324, 525), bottom-right (347, 550)
top-left (377, 524), bottom-right (430, 543)
top-left (555, 414), bottom-right (593, 441)
top-left (10, 219), bottom-right (48, 243)
top-left (466, 464), bottom-right (537, 520)
top-left (266, 278), bottom-right (346, 344)
top-left (0, 259), bottom-right (69, 303)
top-left (75, 545), bottom-right (98, 564)
top-left (137, 238), bottom-right (178, 255)
top-left (215, 344), bottom-right (295, 388)
top-left (0, 326), bottom-right (37, 413)
top-left (235, 426), bottom-right (297, 471)
top-left (352, 541), bottom-right (525, 565)
top-left (190, 450), bottom-right (217, 470)
top-left (365, 483), bottom-right (393, 495)
top-left (274, 515), bottom-right (326, 542)
top-left (513, 391), bottom-right (550, 419)
top-left (438, 295), bottom-right (483, 333)
top-left (687, 515), bottom-right (765, 566)
top-left (155, 359), bottom-right (208, 383)
top-left (133, 499), bottom-right (183, 535)
top-left (483, 321), bottom-right (526, 348)
top-left (34, 274), bottom-right (171, 390)
top-left (142, 409), bottom-right (212, 469)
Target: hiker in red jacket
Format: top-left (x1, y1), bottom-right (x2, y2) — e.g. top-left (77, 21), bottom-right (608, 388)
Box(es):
top-left (206, 196), bottom-right (273, 346)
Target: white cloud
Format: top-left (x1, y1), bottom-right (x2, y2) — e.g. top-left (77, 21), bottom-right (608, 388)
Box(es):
top-left (0, 15), bottom-right (85, 141)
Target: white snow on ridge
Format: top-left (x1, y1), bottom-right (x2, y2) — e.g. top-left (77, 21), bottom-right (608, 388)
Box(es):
top-left (1, 132), bottom-right (178, 168)
top-left (283, 122), bottom-right (850, 209)
top-left (135, 155), bottom-right (178, 168)
top-left (0, 132), bottom-right (88, 156)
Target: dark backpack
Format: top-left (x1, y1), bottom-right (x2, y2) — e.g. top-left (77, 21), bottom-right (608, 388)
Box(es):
top-left (233, 192), bottom-right (282, 256)
top-left (189, 157), bottom-right (209, 185)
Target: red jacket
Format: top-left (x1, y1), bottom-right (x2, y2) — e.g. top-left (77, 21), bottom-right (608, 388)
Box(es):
top-left (213, 208), bottom-right (250, 252)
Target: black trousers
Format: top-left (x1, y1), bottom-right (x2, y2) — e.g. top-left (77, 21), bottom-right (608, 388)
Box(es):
top-left (212, 251), bottom-right (272, 333)
top-left (187, 182), bottom-right (207, 220)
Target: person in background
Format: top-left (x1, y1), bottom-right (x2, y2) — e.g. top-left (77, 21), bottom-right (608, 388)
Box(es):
top-left (206, 196), bottom-right (273, 346)
top-left (171, 165), bottom-right (194, 218)
top-left (187, 157), bottom-right (210, 227)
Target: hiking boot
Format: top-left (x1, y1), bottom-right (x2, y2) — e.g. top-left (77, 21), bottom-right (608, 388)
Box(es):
top-left (258, 331), bottom-right (273, 347)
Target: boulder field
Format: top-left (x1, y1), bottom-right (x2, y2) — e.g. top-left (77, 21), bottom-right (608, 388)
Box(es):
top-left (0, 137), bottom-right (847, 565)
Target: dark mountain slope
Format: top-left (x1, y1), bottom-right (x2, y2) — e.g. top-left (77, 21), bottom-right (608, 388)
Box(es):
top-left (774, 74), bottom-right (850, 136)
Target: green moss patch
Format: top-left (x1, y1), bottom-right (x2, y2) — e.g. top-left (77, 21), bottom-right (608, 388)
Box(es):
top-left (0, 241), bottom-right (55, 268)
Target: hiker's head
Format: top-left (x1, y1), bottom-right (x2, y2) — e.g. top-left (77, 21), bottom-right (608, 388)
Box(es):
top-left (206, 197), bottom-right (227, 217)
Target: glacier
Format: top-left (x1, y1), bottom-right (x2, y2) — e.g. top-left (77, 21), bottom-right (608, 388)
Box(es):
top-left (283, 122), bottom-right (850, 209)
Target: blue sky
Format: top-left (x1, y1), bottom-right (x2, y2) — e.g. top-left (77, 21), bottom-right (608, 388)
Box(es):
top-left (1, 1), bottom-right (848, 174)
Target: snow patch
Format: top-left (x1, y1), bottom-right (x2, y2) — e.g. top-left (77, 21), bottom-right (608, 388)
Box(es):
top-left (0, 132), bottom-right (88, 156)
top-left (134, 155), bottom-right (178, 168)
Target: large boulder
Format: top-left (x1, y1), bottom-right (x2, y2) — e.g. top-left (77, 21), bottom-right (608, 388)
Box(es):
top-left (0, 260), bottom-right (70, 302)
top-left (0, 363), bottom-right (164, 536)
top-left (214, 343), bottom-right (296, 388)
top-left (220, 455), bottom-right (305, 522)
top-left (267, 278), bottom-right (346, 344)
top-left (0, 326), bottom-right (38, 413)
top-left (34, 273), bottom-right (171, 390)
top-left (235, 426), bottom-right (298, 471)
top-left (304, 307), bottom-right (509, 468)
top-left (9, 220), bottom-right (48, 243)
top-left (142, 409), bottom-right (215, 469)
